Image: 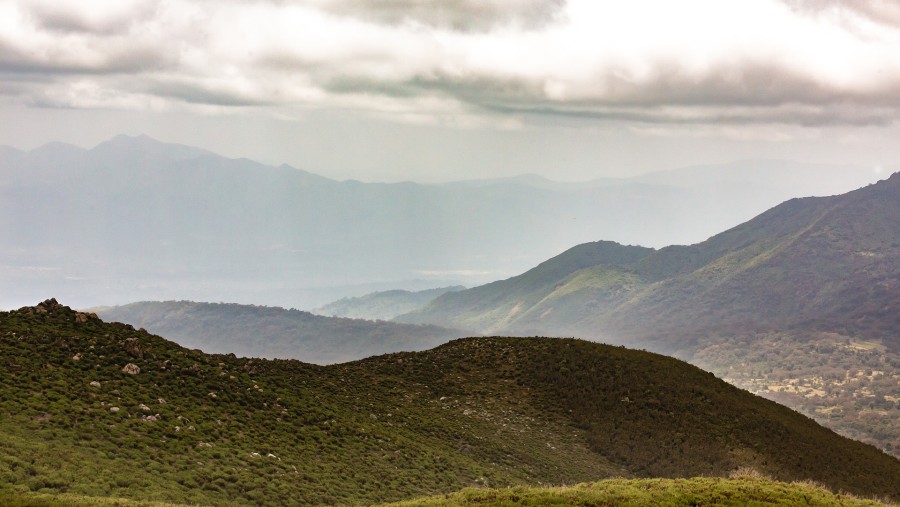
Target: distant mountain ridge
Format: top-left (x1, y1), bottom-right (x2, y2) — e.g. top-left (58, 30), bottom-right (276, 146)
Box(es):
top-left (94, 300), bottom-right (464, 364)
top-left (398, 173), bottom-right (900, 454)
top-left (314, 286), bottom-right (466, 321)
top-left (401, 173), bottom-right (900, 347)
top-left (1, 300), bottom-right (897, 505)
top-left (0, 134), bottom-right (882, 310)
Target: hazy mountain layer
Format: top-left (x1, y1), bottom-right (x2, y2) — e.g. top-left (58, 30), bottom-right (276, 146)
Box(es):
top-left (0, 135), bottom-right (881, 310)
top-left (399, 173), bottom-right (900, 454)
top-left (95, 301), bottom-right (464, 364)
top-left (1, 300), bottom-right (897, 506)
top-left (314, 286), bottom-right (466, 321)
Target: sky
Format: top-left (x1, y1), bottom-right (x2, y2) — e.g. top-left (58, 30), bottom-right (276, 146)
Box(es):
top-left (2, 0), bottom-right (900, 182)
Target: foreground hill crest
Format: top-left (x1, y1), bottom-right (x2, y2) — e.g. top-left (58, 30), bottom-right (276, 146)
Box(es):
top-left (0, 299), bottom-right (898, 506)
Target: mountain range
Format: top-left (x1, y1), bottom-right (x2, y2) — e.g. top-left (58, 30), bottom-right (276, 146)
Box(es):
top-left (398, 173), bottom-right (900, 454)
top-left (1, 299), bottom-right (897, 506)
top-left (0, 134), bottom-right (882, 310)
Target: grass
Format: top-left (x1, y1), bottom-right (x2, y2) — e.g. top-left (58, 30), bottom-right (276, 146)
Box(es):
top-left (0, 488), bottom-right (195, 507)
top-left (5, 476), bottom-right (894, 507)
top-left (385, 476), bottom-right (895, 507)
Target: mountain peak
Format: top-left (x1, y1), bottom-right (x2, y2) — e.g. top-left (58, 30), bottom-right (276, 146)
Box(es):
top-left (89, 134), bottom-right (215, 163)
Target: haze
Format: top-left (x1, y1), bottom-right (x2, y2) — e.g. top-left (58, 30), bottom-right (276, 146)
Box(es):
top-left (1, 0), bottom-right (899, 309)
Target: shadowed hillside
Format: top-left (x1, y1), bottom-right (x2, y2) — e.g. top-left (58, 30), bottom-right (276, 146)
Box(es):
top-left (0, 300), bottom-right (897, 506)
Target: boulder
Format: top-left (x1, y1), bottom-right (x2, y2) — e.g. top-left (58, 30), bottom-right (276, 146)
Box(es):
top-left (120, 338), bottom-right (144, 359)
top-left (121, 363), bottom-right (141, 375)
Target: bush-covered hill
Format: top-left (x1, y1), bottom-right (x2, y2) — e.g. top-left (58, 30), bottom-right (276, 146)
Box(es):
top-left (94, 301), bottom-right (464, 364)
top-left (0, 300), bottom-right (898, 506)
top-left (398, 173), bottom-right (900, 455)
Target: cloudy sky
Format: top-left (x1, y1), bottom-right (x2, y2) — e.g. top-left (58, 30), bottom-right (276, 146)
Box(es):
top-left (1, 0), bottom-right (899, 182)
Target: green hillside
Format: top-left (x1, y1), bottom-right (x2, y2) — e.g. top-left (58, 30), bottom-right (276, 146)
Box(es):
top-left (1, 300), bottom-right (897, 506)
top-left (399, 173), bottom-right (900, 454)
top-left (95, 301), bottom-right (464, 364)
top-left (401, 241), bottom-right (653, 333)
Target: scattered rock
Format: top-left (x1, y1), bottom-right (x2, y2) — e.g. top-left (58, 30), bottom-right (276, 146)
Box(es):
top-left (74, 313), bottom-right (89, 323)
top-left (89, 381), bottom-right (101, 388)
top-left (208, 392), bottom-right (217, 399)
top-left (121, 363), bottom-right (141, 375)
top-left (158, 398), bottom-right (166, 405)
top-left (72, 353), bottom-right (82, 361)
top-left (139, 403), bottom-right (151, 412)
top-left (142, 414), bottom-right (161, 422)
top-left (110, 407), bottom-right (120, 413)
top-left (197, 441), bottom-right (213, 448)
top-left (120, 337), bottom-right (144, 359)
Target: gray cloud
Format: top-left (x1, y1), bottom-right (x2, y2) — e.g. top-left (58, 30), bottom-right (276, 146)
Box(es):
top-left (3, 0), bottom-right (900, 129)
top-left (143, 79), bottom-right (275, 107)
top-left (25, 0), bottom-right (161, 36)
top-left (305, 0), bottom-right (565, 32)
top-left (784, 0), bottom-right (900, 28)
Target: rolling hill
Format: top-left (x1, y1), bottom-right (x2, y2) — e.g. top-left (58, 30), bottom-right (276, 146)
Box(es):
top-left (398, 173), bottom-right (900, 454)
top-left (1, 299), bottom-right (897, 506)
top-left (94, 301), bottom-right (464, 364)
